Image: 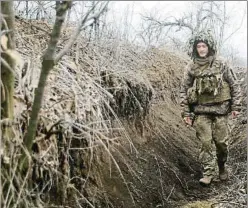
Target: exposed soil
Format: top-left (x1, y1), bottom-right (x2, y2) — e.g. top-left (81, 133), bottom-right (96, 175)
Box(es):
top-left (93, 57), bottom-right (247, 208)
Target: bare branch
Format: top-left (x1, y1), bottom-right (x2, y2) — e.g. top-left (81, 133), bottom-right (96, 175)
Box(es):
top-left (142, 16), bottom-right (194, 32)
top-left (55, 1), bottom-right (109, 62)
top-left (222, 10), bottom-right (246, 44)
top-left (23, 0), bottom-right (72, 159)
top-left (1, 56), bottom-right (17, 75)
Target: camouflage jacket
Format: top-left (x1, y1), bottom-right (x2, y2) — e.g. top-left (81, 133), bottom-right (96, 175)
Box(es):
top-left (180, 57), bottom-right (241, 117)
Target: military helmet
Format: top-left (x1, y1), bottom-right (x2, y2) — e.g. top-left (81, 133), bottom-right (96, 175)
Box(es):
top-left (187, 29), bottom-right (217, 58)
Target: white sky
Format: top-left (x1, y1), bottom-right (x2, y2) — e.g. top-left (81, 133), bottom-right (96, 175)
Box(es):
top-left (109, 1), bottom-right (247, 58)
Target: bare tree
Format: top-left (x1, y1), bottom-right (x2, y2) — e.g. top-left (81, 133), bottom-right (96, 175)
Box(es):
top-left (138, 15), bottom-right (163, 48)
top-left (4, 2), bottom-right (109, 160)
top-left (14, 1), bottom-right (55, 21)
top-left (1, 1), bottom-right (110, 206)
top-left (22, 1), bottom-right (72, 158)
top-left (21, 1), bottom-right (109, 169)
top-left (139, 1), bottom-right (246, 56)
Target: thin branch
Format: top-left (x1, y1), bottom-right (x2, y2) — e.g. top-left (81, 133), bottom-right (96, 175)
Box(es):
top-left (23, 0), bottom-right (72, 159)
top-left (222, 10), bottom-right (246, 44)
top-left (142, 16), bottom-right (194, 32)
top-left (55, 1), bottom-right (109, 62)
top-left (0, 57), bottom-right (17, 75)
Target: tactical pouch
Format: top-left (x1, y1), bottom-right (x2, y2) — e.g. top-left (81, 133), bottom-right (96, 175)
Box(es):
top-left (199, 75), bottom-right (218, 94)
top-left (187, 87), bottom-right (197, 104)
top-left (194, 60), bottom-right (231, 104)
top-left (187, 79), bottom-right (198, 104)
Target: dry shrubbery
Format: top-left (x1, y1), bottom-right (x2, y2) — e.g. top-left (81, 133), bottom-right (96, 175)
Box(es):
top-left (220, 67), bottom-right (247, 208)
top-left (1, 18), bottom-right (156, 207)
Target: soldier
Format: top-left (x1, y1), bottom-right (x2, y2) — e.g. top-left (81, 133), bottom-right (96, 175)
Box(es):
top-left (180, 30), bottom-right (241, 185)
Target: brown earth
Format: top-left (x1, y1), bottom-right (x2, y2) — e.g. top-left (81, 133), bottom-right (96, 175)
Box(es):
top-left (93, 57), bottom-right (247, 208)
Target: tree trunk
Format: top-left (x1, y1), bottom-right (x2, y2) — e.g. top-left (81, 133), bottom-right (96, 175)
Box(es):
top-left (23, 1), bottom-right (72, 157)
top-left (1, 1), bottom-right (16, 139)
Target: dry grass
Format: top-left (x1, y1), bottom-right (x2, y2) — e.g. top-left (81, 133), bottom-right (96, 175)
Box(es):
top-left (1, 18), bottom-right (155, 207)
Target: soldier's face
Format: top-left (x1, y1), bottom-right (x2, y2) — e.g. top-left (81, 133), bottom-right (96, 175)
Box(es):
top-left (196, 42), bottom-right (209, 58)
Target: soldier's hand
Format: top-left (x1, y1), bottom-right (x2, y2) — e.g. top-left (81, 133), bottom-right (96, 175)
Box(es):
top-left (183, 117), bottom-right (193, 126)
top-left (231, 111), bottom-right (239, 119)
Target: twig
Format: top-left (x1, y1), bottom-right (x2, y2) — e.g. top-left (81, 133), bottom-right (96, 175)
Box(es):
top-left (211, 201), bottom-right (246, 207)
top-left (1, 56), bottom-right (17, 75)
top-left (166, 185), bottom-right (175, 201)
top-left (13, 146), bottom-right (32, 208)
top-left (55, 2), bottom-right (109, 62)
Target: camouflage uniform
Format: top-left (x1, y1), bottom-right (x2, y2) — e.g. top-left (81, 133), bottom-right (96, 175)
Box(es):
top-left (180, 31), bottom-right (241, 178)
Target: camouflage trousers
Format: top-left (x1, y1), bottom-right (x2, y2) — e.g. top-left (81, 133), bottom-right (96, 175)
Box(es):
top-left (194, 114), bottom-right (229, 177)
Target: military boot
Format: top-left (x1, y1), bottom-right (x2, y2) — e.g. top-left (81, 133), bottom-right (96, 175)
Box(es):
top-left (199, 176), bottom-right (213, 185)
top-left (219, 165), bottom-right (228, 181)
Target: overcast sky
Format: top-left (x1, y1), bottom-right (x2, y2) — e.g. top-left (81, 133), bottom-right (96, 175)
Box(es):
top-left (109, 1), bottom-right (247, 58)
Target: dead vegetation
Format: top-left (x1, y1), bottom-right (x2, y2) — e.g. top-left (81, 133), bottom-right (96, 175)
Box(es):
top-left (1, 17), bottom-right (157, 207)
top-left (1, 16), bottom-right (247, 208)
